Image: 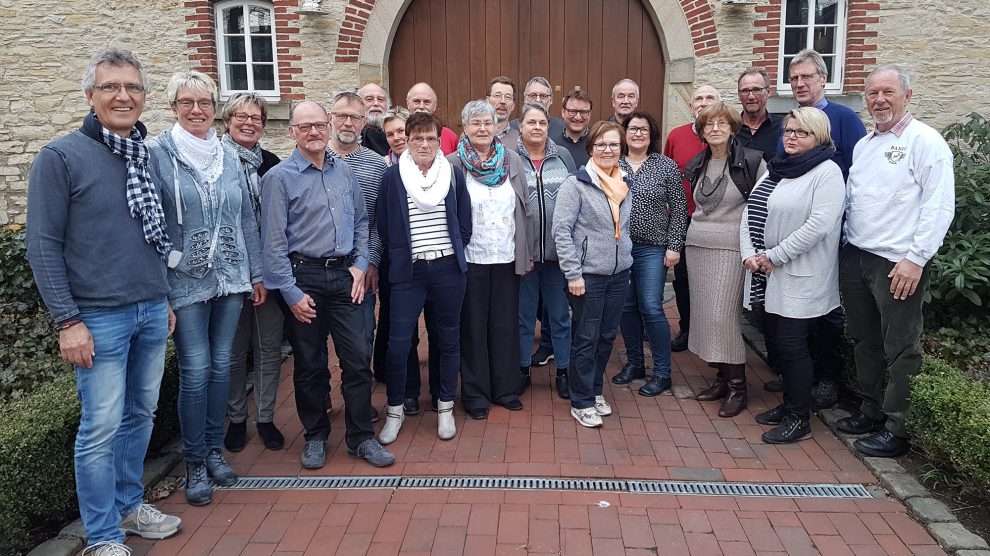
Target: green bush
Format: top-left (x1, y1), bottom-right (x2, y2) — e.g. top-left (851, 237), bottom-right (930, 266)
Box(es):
top-left (908, 358), bottom-right (990, 492)
top-left (0, 374), bottom-right (80, 555)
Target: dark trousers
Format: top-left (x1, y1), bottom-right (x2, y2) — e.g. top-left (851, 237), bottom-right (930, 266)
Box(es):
top-left (672, 217), bottom-right (691, 332)
top-left (811, 306), bottom-right (845, 381)
top-left (278, 264), bottom-right (373, 450)
top-left (839, 245), bottom-right (928, 437)
top-left (567, 270), bottom-right (630, 410)
top-left (385, 255), bottom-right (465, 406)
top-left (765, 313), bottom-right (816, 419)
top-left (407, 306), bottom-right (441, 401)
top-left (375, 263), bottom-right (440, 399)
top-left (460, 262), bottom-right (522, 410)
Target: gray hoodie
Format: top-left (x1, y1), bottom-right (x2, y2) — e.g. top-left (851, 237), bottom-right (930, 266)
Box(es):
top-left (552, 166), bottom-right (633, 282)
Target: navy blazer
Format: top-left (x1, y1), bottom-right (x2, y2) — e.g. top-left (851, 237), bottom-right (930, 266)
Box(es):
top-left (376, 164), bottom-right (473, 283)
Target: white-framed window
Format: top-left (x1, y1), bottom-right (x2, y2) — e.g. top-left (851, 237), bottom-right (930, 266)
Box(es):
top-left (778, 0), bottom-right (847, 92)
top-left (215, 0), bottom-right (279, 98)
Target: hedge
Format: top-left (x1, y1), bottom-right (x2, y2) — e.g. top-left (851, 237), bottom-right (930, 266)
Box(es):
top-left (908, 357), bottom-right (990, 491)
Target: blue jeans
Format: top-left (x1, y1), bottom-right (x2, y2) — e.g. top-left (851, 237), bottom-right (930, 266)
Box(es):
top-left (619, 243), bottom-right (672, 378)
top-left (386, 255), bottom-right (466, 405)
top-left (568, 270), bottom-right (630, 409)
top-left (519, 261), bottom-right (571, 369)
top-left (174, 294), bottom-right (244, 463)
top-left (74, 298), bottom-right (169, 543)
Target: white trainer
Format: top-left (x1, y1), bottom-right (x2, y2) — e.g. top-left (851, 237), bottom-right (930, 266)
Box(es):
top-left (437, 400), bottom-right (456, 440)
top-left (378, 404), bottom-right (405, 445)
top-left (571, 406), bottom-right (603, 428)
top-left (82, 541), bottom-right (132, 556)
top-left (594, 395), bottom-right (613, 416)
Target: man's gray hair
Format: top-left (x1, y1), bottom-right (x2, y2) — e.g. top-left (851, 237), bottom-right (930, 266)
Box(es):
top-left (288, 100), bottom-right (328, 124)
top-left (221, 92), bottom-right (269, 127)
top-left (332, 91), bottom-right (365, 107)
top-left (81, 47), bottom-right (150, 95)
top-left (737, 66), bottom-right (771, 89)
top-left (525, 76), bottom-right (552, 92)
top-left (790, 49), bottom-right (828, 79)
top-left (869, 65), bottom-right (912, 92)
top-left (461, 100), bottom-right (496, 125)
top-left (611, 78), bottom-right (640, 98)
top-left (520, 102), bottom-right (550, 121)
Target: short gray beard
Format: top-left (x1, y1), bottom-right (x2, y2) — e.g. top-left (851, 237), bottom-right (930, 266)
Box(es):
top-left (334, 131), bottom-right (358, 145)
top-left (367, 113), bottom-right (384, 128)
top-left (873, 111), bottom-right (894, 126)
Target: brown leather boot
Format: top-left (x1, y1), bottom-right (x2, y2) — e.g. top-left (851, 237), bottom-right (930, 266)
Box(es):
top-left (718, 363), bottom-right (748, 418)
top-left (695, 364), bottom-right (728, 401)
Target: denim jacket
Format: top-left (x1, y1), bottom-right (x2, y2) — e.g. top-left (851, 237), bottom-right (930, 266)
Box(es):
top-left (148, 129), bottom-right (262, 309)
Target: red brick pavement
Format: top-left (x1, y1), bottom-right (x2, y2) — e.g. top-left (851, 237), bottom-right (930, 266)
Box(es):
top-left (127, 306), bottom-right (944, 555)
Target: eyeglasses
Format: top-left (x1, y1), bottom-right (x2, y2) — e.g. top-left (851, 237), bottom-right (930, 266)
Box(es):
top-left (332, 112), bottom-right (364, 123)
top-left (174, 98), bottom-right (215, 110)
top-left (703, 120), bottom-right (731, 130)
top-left (290, 122), bottom-right (329, 133)
top-left (738, 87), bottom-right (767, 96)
top-left (525, 93), bottom-right (552, 101)
top-left (782, 128), bottom-right (814, 139)
top-left (94, 82), bottom-right (145, 95)
top-left (627, 126), bottom-right (650, 136)
top-left (467, 120), bottom-right (494, 129)
top-left (593, 142), bottom-right (622, 152)
top-left (408, 136), bottom-right (439, 145)
top-left (563, 108), bottom-right (591, 118)
top-left (231, 112), bottom-right (263, 124)
top-left (489, 93), bottom-right (514, 102)
top-left (788, 73), bottom-right (820, 84)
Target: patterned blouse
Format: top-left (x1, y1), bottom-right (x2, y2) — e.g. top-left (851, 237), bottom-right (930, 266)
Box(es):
top-left (619, 152), bottom-right (689, 251)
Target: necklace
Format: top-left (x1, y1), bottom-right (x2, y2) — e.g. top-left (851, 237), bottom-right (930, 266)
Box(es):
top-left (699, 157), bottom-right (729, 197)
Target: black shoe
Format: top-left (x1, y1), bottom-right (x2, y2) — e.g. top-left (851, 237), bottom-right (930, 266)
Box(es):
top-left (762, 414), bottom-right (812, 444)
top-left (466, 406), bottom-right (489, 420)
top-left (755, 403), bottom-right (787, 425)
top-left (224, 421), bottom-right (247, 453)
top-left (763, 375), bottom-right (784, 393)
top-left (854, 430), bottom-right (910, 458)
top-left (499, 398), bottom-right (524, 411)
top-left (811, 378), bottom-right (839, 410)
top-left (612, 363), bottom-right (646, 385)
top-left (836, 413), bottom-right (887, 435)
top-left (403, 397), bottom-right (421, 415)
top-left (519, 366), bottom-right (532, 394)
top-left (430, 397), bottom-right (439, 412)
top-left (638, 375), bottom-right (672, 397)
top-left (371, 406), bottom-right (381, 423)
top-left (555, 371), bottom-right (570, 399)
top-left (256, 422), bottom-right (285, 451)
top-left (671, 331), bottom-right (689, 352)
top-left (531, 346), bottom-right (555, 367)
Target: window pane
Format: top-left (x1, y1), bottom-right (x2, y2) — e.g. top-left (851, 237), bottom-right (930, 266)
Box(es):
top-left (253, 65), bottom-right (275, 91)
top-left (821, 55), bottom-right (836, 80)
top-left (812, 26), bottom-right (837, 54)
top-left (227, 64), bottom-right (248, 90)
top-left (223, 6), bottom-right (244, 34)
top-left (785, 0), bottom-right (809, 26)
top-left (249, 6), bottom-right (272, 34)
top-left (783, 57), bottom-right (794, 80)
top-left (251, 37), bottom-right (274, 62)
top-left (783, 28), bottom-right (808, 55)
top-left (226, 36), bottom-right (246, 62)
top-left (815, 0), bottom-right (838, 24)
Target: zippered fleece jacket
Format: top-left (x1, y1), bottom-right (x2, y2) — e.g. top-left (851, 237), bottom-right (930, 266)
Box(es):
top-left (552, 166), bottom-right (633, 282)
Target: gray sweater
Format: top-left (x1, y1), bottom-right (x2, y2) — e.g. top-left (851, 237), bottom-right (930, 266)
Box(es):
top-left (26, 127), bottom-right (170, 324)
top-left (740, 160), bottom-right (845, 319)
top-left (552, 166), bottom-right (633, 281)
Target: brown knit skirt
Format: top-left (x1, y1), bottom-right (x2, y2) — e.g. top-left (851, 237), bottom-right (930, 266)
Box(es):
top-left (685, 245), bottom-right (747, 364)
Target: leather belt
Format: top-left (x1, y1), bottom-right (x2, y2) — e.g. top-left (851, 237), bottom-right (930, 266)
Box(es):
top-left (412, 248), bottom-right (454, 262)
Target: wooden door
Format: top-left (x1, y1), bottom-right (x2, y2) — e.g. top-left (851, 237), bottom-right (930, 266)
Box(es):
top-left (387, 0), bottom-right (666, 134)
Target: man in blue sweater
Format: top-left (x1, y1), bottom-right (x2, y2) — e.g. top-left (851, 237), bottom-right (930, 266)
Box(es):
top-left (779, 48), bottom-right (868, 411)
top-left (26, 48), bottom-right (181, 555)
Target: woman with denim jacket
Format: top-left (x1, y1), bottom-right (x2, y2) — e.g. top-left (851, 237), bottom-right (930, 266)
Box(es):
top-left (516, 103), bottom-right (576, 400)
top-left (148, 71), bottom-right (264, 507)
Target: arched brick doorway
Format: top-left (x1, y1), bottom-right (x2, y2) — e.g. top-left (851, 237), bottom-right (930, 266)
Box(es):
top-left (386, 0), bottom-right (667, 133)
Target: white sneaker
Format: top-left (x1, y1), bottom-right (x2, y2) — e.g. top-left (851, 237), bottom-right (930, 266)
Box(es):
top-left (120, 503), bottom-right (182, 539)
top-left (82, 541), bottom-right (132, 556)
top-left (378, 404), bottom-right (405, 445)
top-left (437, 400), bottom-right (456, 440)
top-left (571, 406), bottom-right (603, 428)
top-left (594, 395), bottom-right (612, 416)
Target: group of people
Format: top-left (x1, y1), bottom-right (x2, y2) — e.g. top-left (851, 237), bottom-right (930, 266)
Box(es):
top-left (26, 45), bottom-right (954, 556)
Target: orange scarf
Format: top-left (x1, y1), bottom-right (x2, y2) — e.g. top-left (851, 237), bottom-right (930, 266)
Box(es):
top-left (588, 160), bottom-right (628, 239)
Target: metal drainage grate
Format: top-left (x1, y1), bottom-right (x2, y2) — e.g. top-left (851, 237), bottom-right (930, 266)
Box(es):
top-left (209, 475), bottom-right (872, 499)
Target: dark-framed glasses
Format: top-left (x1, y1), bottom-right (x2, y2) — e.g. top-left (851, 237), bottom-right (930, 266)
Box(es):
top-left (593, 142), bottom-right (622, 152)
top-left (94, 82), bottom-right (145, 95)
top-left (290, 122), bottom-right (329, 133)
top-left (782, 128), bottom-right (814, 139)
top-left (174, 98), bottom-right (214, 110)
top-left (231, 112), bottom-right (263, 124)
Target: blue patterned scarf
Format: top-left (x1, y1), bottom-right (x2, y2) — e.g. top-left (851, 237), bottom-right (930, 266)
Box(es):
top-left (456, 135), bottom-right (508, 187)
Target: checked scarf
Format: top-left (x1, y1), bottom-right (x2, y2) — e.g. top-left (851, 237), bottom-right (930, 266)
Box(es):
top-left (456, 134), bottom-right (508, 187)
top-left (97, 119), bottom-right (172, 261)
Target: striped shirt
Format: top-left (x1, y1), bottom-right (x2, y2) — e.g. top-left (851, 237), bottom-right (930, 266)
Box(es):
top-left (327, 145), bottom-right (387, 267)
top-left (407, 195), bottom-right (453, 256)
top-left (745, 175), bottom-right (780, 304)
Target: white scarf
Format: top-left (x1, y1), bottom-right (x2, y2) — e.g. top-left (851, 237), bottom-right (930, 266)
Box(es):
top-left (398, 149), bottom-right (451, 211)
top-left (172, 123), bottom-right (224, 185)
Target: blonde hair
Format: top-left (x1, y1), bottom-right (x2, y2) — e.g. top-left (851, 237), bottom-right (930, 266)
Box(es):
top-left (783, 106), bottom-right (833, 147)
top-left (165, 70), bottom-right (218, 108)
